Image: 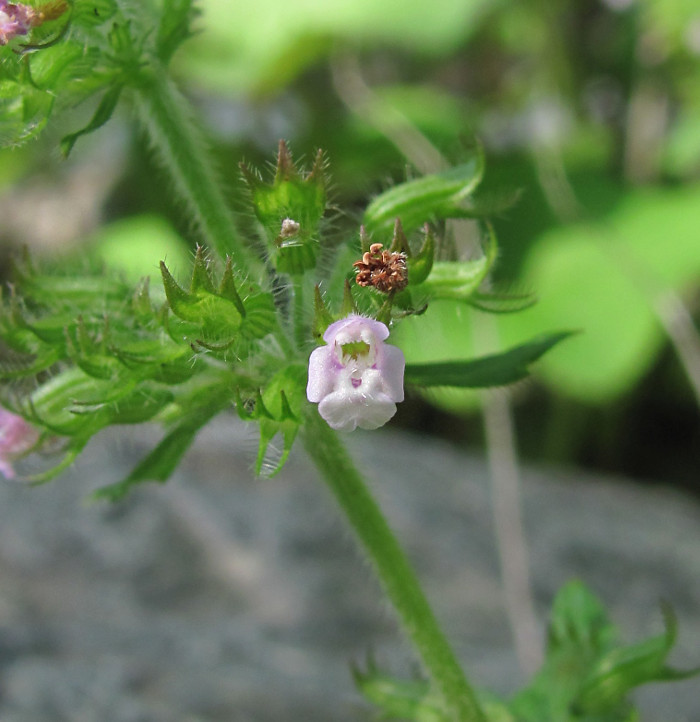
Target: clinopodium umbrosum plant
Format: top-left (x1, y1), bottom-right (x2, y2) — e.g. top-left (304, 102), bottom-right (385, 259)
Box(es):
top-left (0, 3), bottom-right (696, 721)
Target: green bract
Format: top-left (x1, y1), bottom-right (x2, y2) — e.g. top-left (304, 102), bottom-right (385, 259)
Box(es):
top-left (160, 247), bottom-right (277, 354)
top-left (0, 248), bottom-right (278, 492)
top-left (242, 139), bottom-right (327, 275)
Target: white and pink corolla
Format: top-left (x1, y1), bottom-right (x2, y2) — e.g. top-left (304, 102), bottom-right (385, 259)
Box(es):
top-left (0, 407), bottom-right (39, 479)
top-left (306, 315), bottom-right (405, 432)
top-left (0, 1), bottom-right (34, 45)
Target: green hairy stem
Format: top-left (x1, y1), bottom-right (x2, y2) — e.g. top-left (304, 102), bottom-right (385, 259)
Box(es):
top-left (302, 406), bottom-right (486, 722)
top-left (128, 62), bottom-right (483, 718)
top-left (131, 68), bottom-right (255, 271)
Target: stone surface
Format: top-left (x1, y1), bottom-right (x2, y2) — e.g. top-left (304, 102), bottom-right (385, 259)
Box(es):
top-left (0, 418), bottom-right (698, 721)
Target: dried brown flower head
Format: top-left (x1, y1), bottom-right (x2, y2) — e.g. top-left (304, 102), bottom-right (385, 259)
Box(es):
top-left (353, 243), bottom-right (408, 294)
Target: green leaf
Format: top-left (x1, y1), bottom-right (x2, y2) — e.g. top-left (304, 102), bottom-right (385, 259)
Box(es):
top-left (404, 331), bottom-right (575, 388)
top-left (26, 367), bottom-right (112, 434)
top-left (26, 439), bottom-right (90, 486)
top-left (73, 384), bottom-right (174, 425)
top-left (11, 263), bottom-right (130, 305)
top-left (60, 83), bottom-right (123, 157)
top-left (218, 258), bottom-right (246, 315)
top-left (353, 664), bottom-right (448, 722)
top-left (468, 290), bottom-right (537, 314)
top-left (509, 581), bottom-right (699, 722)
top-left (91, 385), bottom-right (232, 501)
top-left (190, 245), bottom-right (216, 293)
top-left (416, 258), bottom-right (488, 302)
top-left (0, 347), bottom-right (60, 380)
top-left (26, 43), bottom-right (85, 89)
top-left (157, 0), bottom-right (198, 63)
top-left (0, 79), bottom-right (54, 146)
top-left (353, 659), bottom-right (515, 722)
top-left (574, 606), bottom-right (700, 715)
top-left (161, 258), bottom-right (276, 353)
top-left (363, 158), bottom-right (483, 236)
top-left (91, 422), bottom-right (199, 501)
top-left (547, 580), bottom-right (617, 655)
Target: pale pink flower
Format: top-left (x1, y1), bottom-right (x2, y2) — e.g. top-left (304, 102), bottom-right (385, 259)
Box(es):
top-left (0, 408), bottom-right (39, 479)
top-left (307, 315), bottom-right (405, 432)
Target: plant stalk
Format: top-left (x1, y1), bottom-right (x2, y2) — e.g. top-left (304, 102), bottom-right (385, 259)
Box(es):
top-left (131, 68), bottom-right (255, 272)
top-left (302, 406), bottom-right (486, 722)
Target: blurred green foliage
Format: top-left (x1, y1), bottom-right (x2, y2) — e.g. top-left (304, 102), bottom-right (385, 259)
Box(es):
top-left (2, 0), bottom-right (699, 480)
top-left (355, 580), bottom-right (696, 721)
top-left (167, 0), bottom-right (700, 408)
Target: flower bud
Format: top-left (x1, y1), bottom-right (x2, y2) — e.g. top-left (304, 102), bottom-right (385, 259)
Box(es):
top-left (241, 140), bottom-right (326, 275)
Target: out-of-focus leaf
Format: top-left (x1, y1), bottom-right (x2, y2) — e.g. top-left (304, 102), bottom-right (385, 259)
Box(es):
top-left (574, 606), bottom-right (700, 715)
top-left (407, 226), bottom-right (435, 285)
top-left (353, 663), bottom-right (448, 722)
top-left (60, 83), bottom-right (123, 157)
top-left (547, 580), bottom-right (617, 655)
top-left (640, 0), bottom-right (699, 51)
top-left (468, 290), bottom-right (536, 314)
top-left (180, 0), bottom-right (496, 93)
top-left (71, 0), bottom-right (118, 28)
top-left (497, 184), bottom-right (700, 402)
top-left (664, 104), bottom-right (700, 177)
top-left (89, 214), bottom-right (191, 286)
top-left (414, 229), bottom-right (494, 302)
top-left (0, 79), bottom-right (53, 146)
top-left (353, 658), bottom-right (516, 722)
top-left (25, 43), bottom-right (85, 88)
top-left (391, 300), bottom-right (480, 413)
top-left (354, 84), bottom-right (471, 147)
top-left (27, 367), bottom-right (112, 434)
top-left (157, 0), bottom-right (198, 63)
top-left (364, 158), bottom-right (483, 236)
top-left (509, 581), bottom-right (698, 722)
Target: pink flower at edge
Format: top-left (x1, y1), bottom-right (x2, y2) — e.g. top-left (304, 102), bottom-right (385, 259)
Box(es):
top-left (0, 407), bottom-right (39, 479)
top-left (307, 314), bottom-right (405, 432)
top-left (0, 1), bottom-right (36, 45)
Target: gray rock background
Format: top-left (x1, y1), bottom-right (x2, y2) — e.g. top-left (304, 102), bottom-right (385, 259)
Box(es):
top-left (0, 418), bottom-right (698, 721)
